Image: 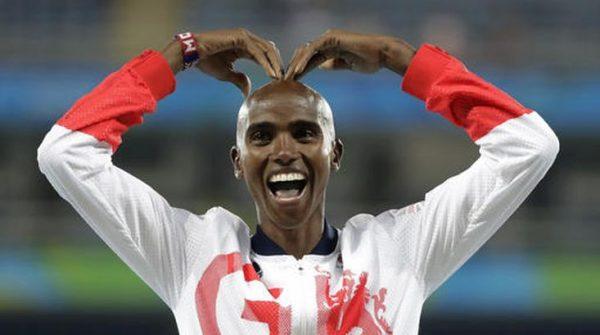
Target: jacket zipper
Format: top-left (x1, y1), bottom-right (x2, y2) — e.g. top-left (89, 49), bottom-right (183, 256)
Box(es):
top-left (297, 260), bottom-right (309, 335)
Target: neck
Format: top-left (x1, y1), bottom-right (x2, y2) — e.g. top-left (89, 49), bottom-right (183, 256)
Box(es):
top-left (257, 206), bottom-right (325, 259)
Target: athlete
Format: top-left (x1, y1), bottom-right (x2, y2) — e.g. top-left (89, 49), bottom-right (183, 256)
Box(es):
top-left (38, 28), bottom-right (559, 334)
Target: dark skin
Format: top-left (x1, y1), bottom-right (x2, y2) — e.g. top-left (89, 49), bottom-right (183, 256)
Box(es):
top-left (231, 81), bottom-right (343, 258)
top-left (285, 29), bottom-right (416, 79)
top-left (162, 28), bottom-right (284, 93)
top-left (161, 29), bottom-right (416, 259)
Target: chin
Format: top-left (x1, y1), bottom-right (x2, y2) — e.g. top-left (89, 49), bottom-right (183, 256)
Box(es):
top-left (259, 197), bottom-right (320, 231)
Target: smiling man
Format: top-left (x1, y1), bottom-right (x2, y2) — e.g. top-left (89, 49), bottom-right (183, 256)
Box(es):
top-left (232, 80), bottom-right (342, 259)
top-left (38, 29), bottom-right (558, 334)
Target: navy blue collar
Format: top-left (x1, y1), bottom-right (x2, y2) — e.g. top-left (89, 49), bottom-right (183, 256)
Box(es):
top-left (251, 220), bottom-right (338, 256)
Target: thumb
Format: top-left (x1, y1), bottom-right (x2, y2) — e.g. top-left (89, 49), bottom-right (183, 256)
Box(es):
top-left (319, 58), bottom-right (352, 70)
top-left (217, 67), bottom-right (251, 97)
top-left (228, 71), bottom-right (251, 97)
top-left (196, 54), bottom-right (251, 97)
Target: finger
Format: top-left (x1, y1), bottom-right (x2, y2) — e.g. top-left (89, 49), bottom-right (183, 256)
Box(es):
top-left (319, 58), bottom-right (352, 70)
top-left (235, 33), bottom-right (279, 79)
top-left (284, 46), bottom-right (305, 80)
top-left (290, 46), bottom-right (315, 80)
top-left (264, 41), bottom-right (284, 78)
top-left (230, 40), bottom-right (277, 78)
top-left (230, 71), bottom-right (251, 97)
top-left (293, 42), bottom-right (346, 79)
top-left (248, 43), bottom-right (279, 79)
top-left (292, 36), bottom-right (329, 79)
top-left (197, 55), bottom-right (251, 97)
top-left (293, 51), bottom-right (329, 80)
top-left (248, 35), bottom-right (284, 79)
top-left (254, 42), bottom-right (282, 79)
top-left (219, 64), bottom-right (251, 97)
top-left (285, 43), bottom-right (316, 80)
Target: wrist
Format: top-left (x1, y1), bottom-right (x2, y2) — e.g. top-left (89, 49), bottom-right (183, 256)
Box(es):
top-left (401, 44), bottom-right (454, 101)
top-left (161, 40), bottom-right (184, 75)
top-left (130, 50), bottom-right (176, 100)
top-left (381, 38), bottom-right (416, 76)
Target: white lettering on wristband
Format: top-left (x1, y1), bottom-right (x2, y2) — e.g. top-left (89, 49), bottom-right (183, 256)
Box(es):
top-left (175, 32), bottom-right (200, 70)
top-left (177, 33), bottom-right (197, 53)
top-left (182, 39), bottom-right (196, 53)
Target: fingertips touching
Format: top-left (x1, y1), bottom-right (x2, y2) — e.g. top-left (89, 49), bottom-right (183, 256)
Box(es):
top-left (297, 52), bottom-right (330, 79)
top-left (264, 41), bottom-right (284, 79)
top-left (244, 42), bottom-right (276, 79)
top-left (285, 45), bottom-right (310, 80)
top-left (246, 34), bottom-right (281, 79)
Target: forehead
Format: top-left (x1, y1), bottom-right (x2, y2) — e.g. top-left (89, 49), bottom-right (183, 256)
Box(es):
top-left (246, 93), bottom-right (323, 125)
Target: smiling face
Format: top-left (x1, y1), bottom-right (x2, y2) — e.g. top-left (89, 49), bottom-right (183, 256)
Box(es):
top-left (231, 81), bottom-right (342, 230)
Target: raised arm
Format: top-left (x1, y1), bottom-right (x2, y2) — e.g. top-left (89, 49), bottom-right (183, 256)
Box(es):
top-left (287, 30), bottom-right (559, 296)
top-left (37, 29), bottom-right (283, 308)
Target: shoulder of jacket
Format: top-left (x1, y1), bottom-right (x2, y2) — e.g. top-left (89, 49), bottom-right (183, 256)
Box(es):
top-left (344, 213), bottom-right (376, 231)
top-left (375, 202), bottom-right (425, 225)
top-left (202, 206), bottom-right (250, 235)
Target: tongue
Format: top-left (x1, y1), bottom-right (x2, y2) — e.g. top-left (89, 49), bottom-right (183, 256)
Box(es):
top-left (275, 189), bottom-right (300, 198)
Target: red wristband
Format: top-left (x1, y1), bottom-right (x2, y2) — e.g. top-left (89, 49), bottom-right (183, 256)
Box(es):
top-left (174, 32), bottom-right (200, 70)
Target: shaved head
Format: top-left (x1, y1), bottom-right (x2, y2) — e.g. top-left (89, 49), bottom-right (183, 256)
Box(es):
top-left (236, 80), bottom-right (335, 152)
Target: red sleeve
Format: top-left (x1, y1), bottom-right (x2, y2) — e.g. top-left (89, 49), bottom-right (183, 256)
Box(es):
top-left (57, 50), bottom-right (176, 152)
top-left (401, 44), bottom-right (531, 141)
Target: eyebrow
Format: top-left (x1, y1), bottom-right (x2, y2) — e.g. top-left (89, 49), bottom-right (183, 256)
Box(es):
top-left (247, 120), bottom-right (321, 133)
top-left (291, 120), bottom-right (321, 129)
top-left (246, 122), bottom-right (274, 136)
top-left (290, 120), bottom-right (323, 137)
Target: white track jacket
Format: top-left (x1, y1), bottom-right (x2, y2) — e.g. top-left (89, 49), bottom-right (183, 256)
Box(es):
top-left (38, 44), bottom-right (559, 334)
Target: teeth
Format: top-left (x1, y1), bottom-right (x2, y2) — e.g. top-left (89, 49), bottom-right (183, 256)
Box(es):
top-left (269, 173), bottom-right (306, 183)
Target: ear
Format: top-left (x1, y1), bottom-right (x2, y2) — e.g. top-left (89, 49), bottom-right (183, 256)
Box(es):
top-left (230, 146), bottom-right (244, 179)
top-left (330, 138), bottom-right (343, 172)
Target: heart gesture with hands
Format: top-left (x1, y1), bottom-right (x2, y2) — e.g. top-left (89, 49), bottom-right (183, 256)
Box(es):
top-left (163, 28), bottom-right (416, 96)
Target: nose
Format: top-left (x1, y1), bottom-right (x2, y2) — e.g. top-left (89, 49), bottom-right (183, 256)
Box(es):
top-left (272, 133), bottom-right (298, 165)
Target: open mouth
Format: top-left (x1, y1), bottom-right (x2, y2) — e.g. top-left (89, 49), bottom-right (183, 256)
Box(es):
top-left (267, 172), bottom-right (308, 199)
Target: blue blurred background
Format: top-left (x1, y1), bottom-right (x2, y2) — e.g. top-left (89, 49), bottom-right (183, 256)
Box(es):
top-left (1, 0), bottom-right (599, 334)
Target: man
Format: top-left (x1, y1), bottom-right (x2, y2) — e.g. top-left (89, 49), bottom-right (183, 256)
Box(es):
top-left (38, 28), bottom-right (558, 334)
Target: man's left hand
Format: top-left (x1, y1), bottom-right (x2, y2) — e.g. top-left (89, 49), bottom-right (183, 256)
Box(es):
top-left (285, 29), bottom-right (416, 80)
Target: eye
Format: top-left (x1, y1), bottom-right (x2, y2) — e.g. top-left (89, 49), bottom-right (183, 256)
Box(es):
top-left (294, 128), bottom-right (318, 142)
top-left (249, 130), bottom-right (272, 145)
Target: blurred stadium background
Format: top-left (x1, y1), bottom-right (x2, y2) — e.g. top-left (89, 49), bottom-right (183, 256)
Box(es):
top-left (1, 0), bottom-right (599, 334)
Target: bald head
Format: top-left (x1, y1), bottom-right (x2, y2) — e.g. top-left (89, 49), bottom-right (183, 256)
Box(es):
top-left (236, 80), bottom-right (335, 151)
top-left (246, 80), bottom-right (322, 103)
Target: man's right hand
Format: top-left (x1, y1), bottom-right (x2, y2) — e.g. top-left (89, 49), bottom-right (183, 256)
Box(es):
top-left (162, 29), bottom-right (283, 96)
